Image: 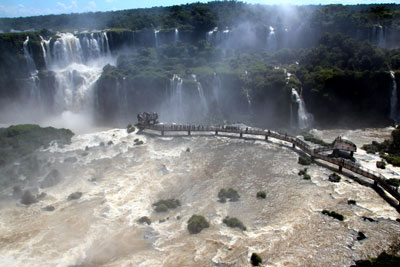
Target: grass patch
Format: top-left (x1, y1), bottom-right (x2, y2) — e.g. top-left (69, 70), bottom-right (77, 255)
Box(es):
top-left (223, 216), bottom-right (246, 231)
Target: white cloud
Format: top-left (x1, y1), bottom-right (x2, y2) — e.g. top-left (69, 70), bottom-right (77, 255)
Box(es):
top-left (105, 0), bottom-right (117, 3)
top-left (86, 1), bottom-right (97, 11)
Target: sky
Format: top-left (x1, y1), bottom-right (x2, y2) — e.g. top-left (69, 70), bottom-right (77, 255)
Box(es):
top-left (0, 0), bottom-right (399, 18)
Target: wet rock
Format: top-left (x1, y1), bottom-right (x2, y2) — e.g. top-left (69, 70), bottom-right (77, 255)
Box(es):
top-left (348, 200), bottom-right (357, 205)
top-left (329, 173), bottom-right (341, 183)
top-left (250, 253), bottom-right (262, 266)
top-left (43, 205), bottom-right (55, 211)
top-left (40, 169), bottom-right (61, 189)
top-left (362, 216), bottom-right (377, 223)
top-left (99, 142), bottom-right (105, 146)
top-left (187, 215), bottom-right (209, 234)
top-left (186, 148), bottom-right (190, 152)
top-left (64, 157), bottom-right (77, 163)
top-left (218, 188), bottom-right (240, 202)
top-left (36, 192), bottom-right (46, 200)
top-left (20, 190), bottom-right (38, 205)
top-left (322, 210), bottom-right (344, 221)
top-left (357, 231), bottom-right (367, 241)
top-left (81, 151), bottom-right (89, 157)
top-left (127, 124), bottom-right (135, 133)
top-left (256, 191), bottom-right (266, 199)
top-left (376, 160), bottom-right (386, 169)
top-left (138, 216), bottom-right (151, 225)
top-left (107, 141), bottom-right (113, 146)
top-left (223, 216), bottom-right (246, 231)
top-left (67, 192), bottom-right (82, 200)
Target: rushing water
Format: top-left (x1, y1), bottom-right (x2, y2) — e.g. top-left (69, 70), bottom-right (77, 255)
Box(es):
top-left (0, 127), bottom-right (399, 266)
top-left (390, 71), bottom-right (398, 122)
top-left (291, 88), bottom-right (313, 129)
top-left (192, 74), bottom-right (209, 115)
top-left (267, 26), bottom-right (277, 53)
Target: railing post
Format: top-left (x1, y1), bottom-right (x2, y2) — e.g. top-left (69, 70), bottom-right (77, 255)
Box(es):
top-left (240, 132), bottom-right (243, 138)
top-left (161, 130), bottom-right (164, 136)
top-left (339, 166), bottom-right (343, 172)
top-left (215, 130), bottom-right (218, 135)
top-left (188, 130), bottom-right (191, 136)
top-left (265, 135), bottom-right (268, 140)
top-left (292, 143), bottom-right (295, 149)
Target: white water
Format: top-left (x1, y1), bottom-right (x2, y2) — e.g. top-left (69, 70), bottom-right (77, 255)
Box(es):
top-left (166, 74), bottom-right (183, 122)
top-left (174, 29), bottom-right (179, 43)
top-left (267, 26), bottom-right (277, 53)
top-left (192, 74), bottom-right (209, 115)
top-left (1, 127), bottom-right (399, 266)
top-left (291, 88), bottom-right (313, 129)
top-left (154, 29), bottom-right (159, 48)
top-left (23, 36), bottom-right (38, 76)
top-left (390, 71), bottom-right (398, 122)
top-left (243, 71), bottom-right (252, 109)
top-left (212, 73), bottom-right (221, 104)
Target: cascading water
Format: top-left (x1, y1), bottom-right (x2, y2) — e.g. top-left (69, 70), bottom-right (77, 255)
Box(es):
top-left (390, 71), bottom-right (398, 122)
top-left (291, 88), bottom-right (313, 129)
top-left (23, 36), bottom-right (38, 75)
top-left (192, 74), bottom-right (209, 114)
top-left (154, 29), bottom-right (159, 48)
top-left (212, 73), bottom-right (221, 104)
top-left (166, 74), bottom-right (183, 122)
top-left (23, 36), bottom-right (41, 106)
top-left (243, 71), bottom-right (252, 109)
top-left (267, 26), bottom-right (277, 53)
top-left (40, 36), bottom-right (52, 68)
top-left (174, 29), bottom-right (179, 43)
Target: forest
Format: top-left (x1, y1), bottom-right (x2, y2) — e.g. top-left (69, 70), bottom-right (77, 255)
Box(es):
top-left (1, 1), bottom-right (400, 128)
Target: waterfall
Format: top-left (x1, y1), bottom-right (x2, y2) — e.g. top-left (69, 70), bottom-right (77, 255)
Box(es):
top-left (243, 71), bottom-right (252, 109)
top-left (291, 88), bottom-right (313, 129)
top-left (167, 74), bottom-right (183, 122)
top-left (212, 73), bottom-right (221, 104)
top-left (267, 26), bottom-right (277, 53)
top-left (40, 36), bottom-right (52, 68)
top-left (100, 32), bottom-right (111, 56)
top-left (23, 36), bottom-right (38, 75)
top-left (192, 74), bottom-right (209, 114)
top-left (175, 29), bottom-right (179, 43)
top-left (390, 71), bottom-right (398, 122)
top-left (53, 33), bottom-right (84, 68)
top-left (377, 25), bottom-right (385, 47)
top-left (154, 29), bottom-right (159, 48)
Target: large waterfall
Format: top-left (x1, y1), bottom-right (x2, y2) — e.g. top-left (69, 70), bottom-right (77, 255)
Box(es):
top-left (266, 26), bottom-right (277, 53)
top-left (291, 88), bottom-right (313, 129)
top-left (166, 74), bottom-right (184, 122)
top-left (23, 36), bottom-right (38, 75)
top-left (154, 29), bottom-right (159, 48)
top-left (192, 74), bottom-right (209, 114)
top-left (390, 71), bottom-right (398, 122)
top-left (175, 29), bottom-right (179, 43)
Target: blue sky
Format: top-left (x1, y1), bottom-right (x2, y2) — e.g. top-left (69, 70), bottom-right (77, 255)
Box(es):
top-left (0, 0), bottom-right (399, 18)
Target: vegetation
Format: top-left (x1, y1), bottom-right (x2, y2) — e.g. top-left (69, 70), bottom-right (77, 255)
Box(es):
top-left (153, 199), bottom-right (181, 212)
top-left (348, 200), bottom-right (357, 205)
top-left (256, 191), bottom-right (266, 199)
top-left (303, 134), bottom-right (330, 146)
top-left (0, 124), bottom-right (73, 166)
top-left (376, 160), bottom-right (386, 169)
top-left (298, 168), bottom-right (311, 180)
top-left (218, 188), bottom-right (240, 202)
top-left (223, 216), bottom-right (246, 231)
top-left (329, 173), bottom-right (341, 183)
top-left (127, 124), bottom-right (136, 133)
top-left (387, 178), bottom-right (400, 190)
top-left (298, 156), bottom-right (312, 166)
top-left (134, 138), bottom-right (144, 145)
top-left (20, 190), bottom-right (38, 205)
top-left (322, 209), bottom-right (344, 221)
top-left (352, 252), bottom-right (400, 267)
top-left (138, 216), bottom-right (152, 225)
top-left (187, 214), bottom-right (209, 234)
top-left (250, 253), bottom-right (263, 266)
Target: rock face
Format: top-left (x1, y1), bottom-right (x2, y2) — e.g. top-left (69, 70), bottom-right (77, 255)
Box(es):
top-left (67, 192), bottom-right (82, 201)
top-left (187, 215), bottom-right (209, 234)
top-left (43, 205), bottom-right (55, 211)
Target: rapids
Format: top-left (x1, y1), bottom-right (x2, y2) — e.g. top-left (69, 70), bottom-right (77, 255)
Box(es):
top-left (0, 127), bottom-right (399, 266)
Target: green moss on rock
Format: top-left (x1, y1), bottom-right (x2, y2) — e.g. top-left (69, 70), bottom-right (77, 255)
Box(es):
top-left (223, 216), bottom-right (246, 231)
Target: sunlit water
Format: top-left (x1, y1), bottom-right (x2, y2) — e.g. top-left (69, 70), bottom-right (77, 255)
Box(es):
top-left (0, 127), bottom-right (399, 266)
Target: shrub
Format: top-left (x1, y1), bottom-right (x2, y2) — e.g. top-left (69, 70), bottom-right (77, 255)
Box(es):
top-left (376, 160), bottom-right (386, 169)
top-left (322, 210), bottom-right (344, 221)
top-left (256, 191), bottom-right (266, 199)
top-left (127, 124), bottom-right (136, 133)
top-left (303, 134), bottom-right (329, 146)
top-left (298, 156), bottom-right (312, 165)
top-left (138, 216), bottom-right (152, 225)
top-left (223, 216), bottom-right (246, 231)
top-left (153, 199), bottom-right (181, 212)
top-left (298, 168), bottom-right (311, 180)
top-left (218, 188), bottom-right (240, 202)
top-left (329, 173), bottom-right (341, 183)
top-left (250, 253), bottom-right (262, 266)
top-left (387, 178), bottom-right (400, 189)
top-left (134, 139), bottom-right (144, 145)
top-left (187, 215), bottom-right (209, 234)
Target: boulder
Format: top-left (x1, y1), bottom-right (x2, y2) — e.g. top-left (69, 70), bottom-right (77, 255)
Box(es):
top-left (40, 169), bottom-right (61, 188)
top-left (67, 192), bottom-right (82, 200)
top-left (20, 190), bottom-right (38, 205)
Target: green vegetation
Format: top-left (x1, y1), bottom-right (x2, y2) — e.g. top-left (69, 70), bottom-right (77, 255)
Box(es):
top-left (138, 216), bottom-right (152, 225)
top-left (127, 124), bottom-right (136, 133)
top-left (153, 199), bottom-right (181, 212)
top-left (387, 178), bottom-right (400, 189)
top-left (303, 134), bottom-right (330, 146)
top-left (329, 173), bottom-right (341, 183)
top-left (134, 138), bottom-right (144, 145)
top-left (187, 215), bottom-right (209, 234)
top-left (298, 156), bottom-right (312, 166)
top-left (250, 253), bottom-right (263, 266)
top-left (0, 124), bottom-right (74, 166)
top-left (376, 160), bottom-right (386, 169)
top-left (256, 191), bottom-right (266, 199)
top-left (322, 210), bottom-right (344, 221)
top-left (298, 168), bottom-right (311, 180)
top-left (218, 188), bottom-right (240, 202)
top-left (353, 252), bottom-right (400, 267)
top-left (223, 216), bottom-right (246, 231)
